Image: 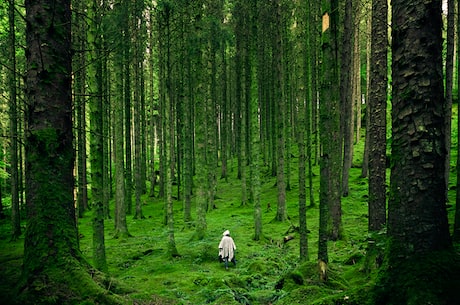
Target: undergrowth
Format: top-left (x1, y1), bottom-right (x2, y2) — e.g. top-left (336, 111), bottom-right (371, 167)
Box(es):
top-left (0, 125), bottom-right (459, 304)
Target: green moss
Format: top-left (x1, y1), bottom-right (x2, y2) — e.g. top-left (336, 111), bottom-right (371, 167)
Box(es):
top-left (373, 249), bottom-right (460, 305)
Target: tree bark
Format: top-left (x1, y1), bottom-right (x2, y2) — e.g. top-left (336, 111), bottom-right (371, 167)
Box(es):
top-left (21, 0), bottom-right (120, 302)
top-left (341, 0), bottom-right (354, 198)
top-left (454, 0), bottom-right (460, 242)
top-left (368, 0), bottom-right (388, 233)
top-left (444, 0), bottom-right (454, 203)
top-left (375, 1), bottom-right (460, 303)
top-left (320, 0), bottom-right (342, 242)
top-left (88, 0), bottom-right (107, 271)
top-left (9, 0), bottom-right (21, 240)
top-left (113, 3), bottom-right (130, 238)
top-left (274, 0), bottom-right (287, 222)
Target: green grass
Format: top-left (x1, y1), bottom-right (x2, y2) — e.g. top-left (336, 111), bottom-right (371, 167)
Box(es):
top-left (1, 120), bottom-right (459, 304)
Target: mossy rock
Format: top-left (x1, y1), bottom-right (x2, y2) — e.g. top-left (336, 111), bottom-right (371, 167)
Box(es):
top-left (222, 274), bottom-right (246, 288)
top-left (244, 256), bottom-right (283, 277)
top-left (246, 259), bottom-right (267, 273)
top-left (250, 289), bottom-right (286, 304)
top-left (274, 286), bottom-right (325, 305)
top-left (192, 242), bottom-right (217, 263)
top-left (209, 292), bottom-right (241, 305)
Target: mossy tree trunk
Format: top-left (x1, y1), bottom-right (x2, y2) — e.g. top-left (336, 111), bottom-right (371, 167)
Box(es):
top-left (21, 0), bottom-right (120, 302)
top-left (220, 37), bottom-right (229, 182)
top-left (192, 1), bottom-right (207, 240)
top-left (282, 0), bottom-right (292, 194)
top-left (88, 0), bottom-right (107, 272)
top-left (319, 0), bottom-right (342, 280)
top-left (340, 0), bottom-right (354, 198)
top-left (8, 0), bottom-right (21, 240)
top-left (249, 0), bottom-right (262, 241)
top-left (310, 0), bottom-right (321, 167)
top-left (367, 0), bottom-right (388, 231)
top-left (273, 0), bottom-right (287, 222)
top-left (133, 0), bottom-right (145, 220)
top-left (444, 0), bottom-right (454, 204)
top-left (234, 0), bottom-right (244, 183)
top-left (123, 0), bottom-right (133, 216)
top-left (320, 0), bottom-right (342, 242)
top-left (352, 4), bottom-right (361, 144)
top-left (389, 0), bottom-right (450, 259)
top-left (307, 0), bottom-right (317, 207)
top-left (147, 10), bottom-right (157, 199)
top-left (182, 2), bottom-right (194, 226)
top-left (73, 0), bottom-right (89, 219)
top-left (455, 0), bottom-right (460, 242)
top-left (113, 2), bottom-right (130, 238)
top-left (206, 0), bottom-right (222, 210)
top-left (361, 2), bottom-right (371, 179)
top-left (366, 0), bottom-right (388, 272)
top-left (234, 0), bottom-right (248, 206)
top-left (294, 0), bottom-right (309, 262)
top-left (101, 14), bottom-right (111, 219)
top-left (375, 1), bottom-right (460, 303)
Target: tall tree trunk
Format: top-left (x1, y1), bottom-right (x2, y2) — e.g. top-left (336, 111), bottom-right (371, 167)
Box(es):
top-left (307, 0), bottom-right (317, 207)
top-left (294, 0), bottom-right (309, 262)
top-left (182, 4), bottom-right (193, 225)
top-left (455, 0), bottom-right (460, 242)
top-left (114, 4), bottom-right (130, 238)
top-left (133, 0), bottom-right (145, 220)
top-left (361, 3), bottom-right (371, 179)
top-left (20, 0), bottom-right (121, 302)
top-left (74, 0), bottom-right (89, 218)
top-left (320, 0), bottom-right (342, 241)
top-left (375, 1), bottom-right (460, 303)
top-left (88, 0), bottom-right (107, 272)
top-left (319, 0), bottom-right (342, 281)
top-left (274, 0), bottom-right (287, 222)
top-left (368, 0), bottom-right (388, 234)
top-left (353, 4), bottom-right (362, 144)
top-left (101, 24), bottom-right (111, 219)
top-left (311, 0), bottom-right (321, 166)
top-left (220, 39), bottom-right (229, 181)
top-left (389, 0), bottom-right (450, 258)
top-left (165, 50), bottom-right (179, 257)
top-left (341, 0), bottom-right (354, 198)
top-left (206, 0), bottom-right (222, 210)
top-left (9, 0), bottom-right (21, 240)
top-left (250, 0), bottom-right (262, 241)
top-left (366, 0), bottom-right (388, 273)
top-left (148, 11), bottom-right (157, 199)
top-left (124, 0), bottom-right (133, 214)
top-left (193, 3), bottom-right (207, 240)
top-left (444, 0), bottom-right (454, 203)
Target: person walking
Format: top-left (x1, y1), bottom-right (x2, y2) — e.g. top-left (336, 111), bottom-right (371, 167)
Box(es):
top-left (218, 230), bottom-right (236, 269)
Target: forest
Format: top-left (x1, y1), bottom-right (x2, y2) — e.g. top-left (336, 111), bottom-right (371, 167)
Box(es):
top-left (1, 0), bottom-right (460, 304)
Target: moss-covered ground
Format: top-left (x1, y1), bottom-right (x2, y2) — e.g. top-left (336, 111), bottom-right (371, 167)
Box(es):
top-left (1, 120), bottom-right (459, 304)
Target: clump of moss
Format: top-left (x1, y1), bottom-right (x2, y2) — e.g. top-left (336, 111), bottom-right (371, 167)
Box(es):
top-left (15, 263), bottom-right (125, 305)
top-left (373, 249), bottom-right (460, 305)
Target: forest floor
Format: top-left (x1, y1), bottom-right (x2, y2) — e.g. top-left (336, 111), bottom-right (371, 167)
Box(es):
top-left (1, 150), bottom-right (459, 304)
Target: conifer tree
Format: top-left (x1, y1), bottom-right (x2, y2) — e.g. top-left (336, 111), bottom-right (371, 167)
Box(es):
top-left (8, 0), bottom-right (21, 240)
top-left (20, 0), bottom-right (121, 301)
top-left (375, 1), bottom-right (460, 302)
top-left (88, 0), bottom-right (107, 271)
top-left (319, 0), bottom-right (342, 280)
